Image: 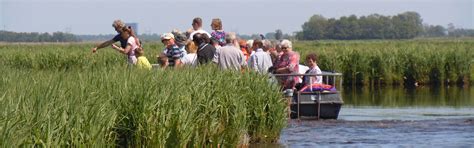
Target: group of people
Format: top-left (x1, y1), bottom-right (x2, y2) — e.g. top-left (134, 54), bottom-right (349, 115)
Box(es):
top-left (91, 18), bottom-right (323, 90)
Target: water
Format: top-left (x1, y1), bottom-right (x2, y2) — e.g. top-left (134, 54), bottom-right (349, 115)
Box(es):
top-left (277, 86), bottom-right (474, 147)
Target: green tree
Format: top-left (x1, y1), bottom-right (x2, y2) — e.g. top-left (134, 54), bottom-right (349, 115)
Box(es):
top-left (392, 11), bottom-right (423, 39)
top-left (301, 15), bottom-right (328, 40)
top-left (298, 11), bottom-right (426, 40)
top-left (422, 25), bottom-right (446, 37)
top-left (0, 31), bottom-right (80, 42)
top-left (359, 14), bottom-right (385, 39)
top-left (347, 15), bottom-right (361, 39)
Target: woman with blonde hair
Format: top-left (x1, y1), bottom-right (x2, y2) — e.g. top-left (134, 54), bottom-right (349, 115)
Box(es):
top-left (181, 41), bottom-right (198, 67)
top-left (210, 18), bottom-right (226, 46)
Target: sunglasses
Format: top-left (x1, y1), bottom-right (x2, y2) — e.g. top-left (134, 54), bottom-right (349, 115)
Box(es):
top-left (281, 47), bottom-right (288, 49)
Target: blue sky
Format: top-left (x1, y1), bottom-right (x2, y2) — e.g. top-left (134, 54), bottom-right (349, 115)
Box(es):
top-left (1, 0), bottom-right (472, 35)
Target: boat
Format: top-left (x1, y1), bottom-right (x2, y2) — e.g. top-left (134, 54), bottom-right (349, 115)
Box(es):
top-left (274, 72), bottom-right (344, 120)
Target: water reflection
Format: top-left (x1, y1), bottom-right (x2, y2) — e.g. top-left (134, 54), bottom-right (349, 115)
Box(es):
top-left (340, 107), bottom-right (474, 121)
top-left (342, 86), bottom-right (474, 107)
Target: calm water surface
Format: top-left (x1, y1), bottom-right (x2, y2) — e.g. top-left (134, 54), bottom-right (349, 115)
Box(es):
top-left (277, 86), bottom-right (474, 147)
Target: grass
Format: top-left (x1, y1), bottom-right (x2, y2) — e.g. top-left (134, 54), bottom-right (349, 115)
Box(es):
top-left (0, 43), bottom-right (287, 147)
top-left (2, 40), bottom-right (472, 87)
top-left (293, 40), bottom-right (474, 86)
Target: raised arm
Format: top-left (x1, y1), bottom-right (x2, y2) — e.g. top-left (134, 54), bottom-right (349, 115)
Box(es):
top-left (92, 39), bottom-right (116, 53)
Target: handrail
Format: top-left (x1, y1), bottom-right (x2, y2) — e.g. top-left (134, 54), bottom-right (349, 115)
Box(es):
top-left (272, 73), bottom-right (342, 77)
top-left (272, 72), bottom-right (343, 90)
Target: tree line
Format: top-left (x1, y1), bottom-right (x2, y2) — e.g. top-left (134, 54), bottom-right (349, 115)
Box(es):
top-left (0, 31), bottom-right (81, 42)
top-left (294, 11), bottom-right (474, 40)
top-left (295, 11), bottom-right (423, 40)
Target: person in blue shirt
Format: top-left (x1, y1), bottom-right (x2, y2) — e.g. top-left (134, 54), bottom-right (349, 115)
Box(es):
top-left (92, 19), bottom-right (130, 53)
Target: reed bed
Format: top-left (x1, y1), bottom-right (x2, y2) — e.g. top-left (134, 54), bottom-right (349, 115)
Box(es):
top-left (4, 40), bottom-right (470, 86)
top-left (0, 43), bottom-right (287, 147)
top-left (294, 40), bottom-right (474, 86)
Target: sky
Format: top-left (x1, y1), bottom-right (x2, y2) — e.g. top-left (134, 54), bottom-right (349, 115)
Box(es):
top-left (1, 0), bottom-right (473, 35)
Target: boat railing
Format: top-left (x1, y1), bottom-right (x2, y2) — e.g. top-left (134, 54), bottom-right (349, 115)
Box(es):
top-left (272, 72), bottom-right (343, 90)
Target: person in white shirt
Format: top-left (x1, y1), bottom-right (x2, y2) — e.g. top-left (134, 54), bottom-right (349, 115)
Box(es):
top-left (188, 17), bottom-right (211, 41)
top-left (248, 39), bottom-right (273, 74)
top-left (295, 53), bottom-right (323, 90)
top-left (181, 41), bottom-right (198, 68)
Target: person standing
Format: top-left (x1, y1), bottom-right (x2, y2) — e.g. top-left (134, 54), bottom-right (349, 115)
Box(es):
top-left (193, 33), bottom-right (216, 65)
top-left (171, 29), bottom-right (188, 55)
top-left (110, 26), bottom-right (139, 65)
top-left (161, 33), bottom-right (184, 67)
top-left (92, 19), bottom-right (128, 53)
top-left (210, 18), bottom-right (226, 46)
top-left (214, 32), bottom-right (247, 71)
top-left (238, 39), bottom-right (251, 61)
top-left (248, 39), bottom-right (273, 74)
top-left (188, 17), bottom-right (211, 41)
top-left (181, 41), bottom-right (198, 67)
top-left (274, 40), bottom-right (300, 89)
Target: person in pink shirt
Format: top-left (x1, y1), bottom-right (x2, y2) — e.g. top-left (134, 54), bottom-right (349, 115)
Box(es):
top-left (111, 26), bottom-right (139, 65)
top-left (274, 39), bottom-right (300, 89)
